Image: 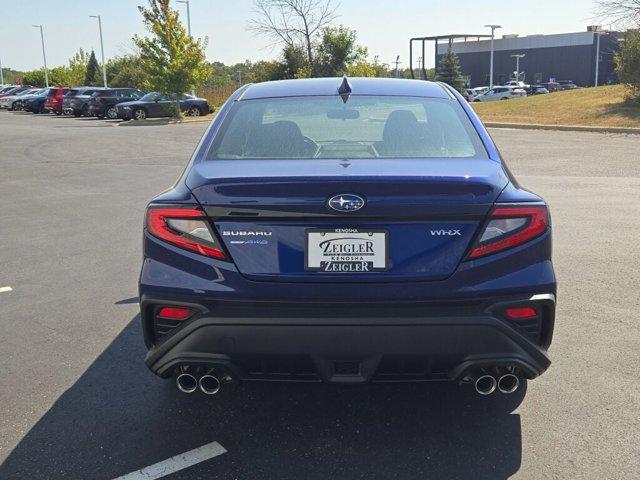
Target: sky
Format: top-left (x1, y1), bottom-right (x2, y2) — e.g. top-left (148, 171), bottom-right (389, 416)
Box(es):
top-left (0, 0), bottom-right (602, 72)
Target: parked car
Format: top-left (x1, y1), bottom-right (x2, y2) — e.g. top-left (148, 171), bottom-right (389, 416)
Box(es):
top-left (86, 88), bottom-right (144, 119)
top-left (504, 80), bottom-right (529, 89)
top-left (526, 85), bottom-right (550, 95)
top-left (0, 85), bottom-right (19, 95)
top-left (23, 88), bottom-right (51, 114)
top-left (140, 77), bottom-right (556, 398)
top-left (44, 87), bottom-right (71, 114)
top-left (474, 86), bottom-right (527, 102)
top-left (116, 92), bottom-right (211, 120)
top-left (0, 88), bottom-right (41, 110)
top-left (0, 85), bottom-right (32, 98)
top-left (62, 87), bottom-right (107, 117)
top-left (540, 82), bottom-right (561, 93)
top-left (557, 80), bottom-right (579, 90)
top-left (465, 86), bottom-right (489, 101)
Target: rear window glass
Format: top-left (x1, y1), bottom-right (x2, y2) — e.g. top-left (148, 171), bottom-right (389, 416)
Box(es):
top-left (206, 95), bottom-right (487, 160)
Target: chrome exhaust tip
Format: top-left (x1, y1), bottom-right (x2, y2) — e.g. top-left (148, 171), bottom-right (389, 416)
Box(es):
top-left (199, 374), bottom-right (221, 395)
top-left (498, 374), bottom-right (520, 394)
top-left (475, 374), bottom-right (497, 396)
top-left (176, 373), bottom-right (198, 394)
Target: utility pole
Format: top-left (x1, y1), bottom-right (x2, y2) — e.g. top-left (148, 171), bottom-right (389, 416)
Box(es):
top-left (511, 54), bottom-right (525, 82)
top-left (594, 30), bottom-right (602, 87)
top-left (0, 55), bottom-right (4, 84)
top-left (177, 0), bottom-right (196, 97)
top-left (32, 25), bottom-right (49, 87)
top-left (485, 25), bottom-right (502, 88)
top-left (90, 15), bottom-right (108, 88)
top-left (393, 55), bottom-right (401, 78)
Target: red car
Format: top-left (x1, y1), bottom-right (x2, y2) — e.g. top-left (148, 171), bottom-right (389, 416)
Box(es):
top-left (44, 87), bottom-right (70, 115)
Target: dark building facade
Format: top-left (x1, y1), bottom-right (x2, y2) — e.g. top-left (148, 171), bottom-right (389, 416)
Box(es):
top-left (436, 29), bottom-right (621, 87)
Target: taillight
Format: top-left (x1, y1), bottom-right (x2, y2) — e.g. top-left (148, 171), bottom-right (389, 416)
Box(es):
top-left (505, 306), bottom-right (537, 320)
top-left (146, 206), bottom-right (226, 259)
top-left (467, 205), bottom-right (549, 259)
top-left (157, 306), bottom-right (194, 320)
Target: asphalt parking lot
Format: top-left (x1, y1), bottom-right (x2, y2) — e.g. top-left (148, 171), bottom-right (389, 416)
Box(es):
top-left (1, 111), bottom-right (639, 479)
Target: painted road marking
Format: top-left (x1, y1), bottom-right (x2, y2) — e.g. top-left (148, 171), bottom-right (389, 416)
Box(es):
top-left (0, 286), bottom-right (13, 293)
top-left (113, 442), bottom-right (227, 480)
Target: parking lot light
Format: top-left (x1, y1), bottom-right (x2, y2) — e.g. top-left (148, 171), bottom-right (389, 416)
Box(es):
top-left (32, 25), bottom-right (49, 87)
top-left (485, 25), bottom-right (502, 89)
top-left (90, 15), bottom-right (108, 88)
top-left (177, 0), bottom-right (196, 97)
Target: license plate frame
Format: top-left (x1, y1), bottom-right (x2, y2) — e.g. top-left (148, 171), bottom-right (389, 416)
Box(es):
top-left (305, 228), bottom-right (389, 273)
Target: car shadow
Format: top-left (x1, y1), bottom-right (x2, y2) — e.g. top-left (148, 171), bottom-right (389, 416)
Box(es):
top-left (0, 315), bottom-right (524, 480)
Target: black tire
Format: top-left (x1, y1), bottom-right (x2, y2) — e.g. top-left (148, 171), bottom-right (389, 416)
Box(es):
top-left (73, 111), bottom-right (82, 117)
top-left (186, 106), bottom-right (202, 117)
top-left (81, 105), bottom-right (89, 117)
top-left (106, 105), bottom-right (118, 119)
top-left (133, 108), bottom-right (147, 120)
top-left (55, 111), bottom-right (62, 115)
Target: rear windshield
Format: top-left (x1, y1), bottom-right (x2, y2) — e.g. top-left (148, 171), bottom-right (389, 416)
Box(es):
top-left (206, 95), bottom-right (487, 160)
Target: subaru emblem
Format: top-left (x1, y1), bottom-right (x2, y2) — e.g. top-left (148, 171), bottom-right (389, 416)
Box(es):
top-left (327, 194), bottom-right (365, 213)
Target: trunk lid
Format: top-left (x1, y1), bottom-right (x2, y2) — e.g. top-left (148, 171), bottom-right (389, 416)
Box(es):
top-left (187, 158), bottom-right (508, 282)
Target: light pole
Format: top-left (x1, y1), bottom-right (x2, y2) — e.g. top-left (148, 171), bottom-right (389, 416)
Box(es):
top-left (511, 54), bottom-right (525, 82)
top-left (485, 24), bottom-right (502, 89)
top-left (0, 56), bottom-right (4, 84)
top-left (177, 0), bottom-right (195, 96)
top-left (594, 31), bottom-right (602, 87)
top-left (90, 15), bottom-right (108, 88)
top-left (32, 25), bottom-right (49, 87)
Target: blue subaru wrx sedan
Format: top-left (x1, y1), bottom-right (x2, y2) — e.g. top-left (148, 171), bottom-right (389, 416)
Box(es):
top-left (139, 77), bottom-right (556, 398)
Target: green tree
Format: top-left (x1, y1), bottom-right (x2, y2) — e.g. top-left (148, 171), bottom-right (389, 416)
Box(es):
top-left (106, 55), bottom-right (148, 89)
top-left (68, 49), bottom-right (89, 86)
top-left (614, 30), bottom-right (640, 103)
top-left (134, 0), bottom-right (211, 118)
top-left (280, 44), bottom-right (309, 79)
top-left (315, 26), bottom-right (366, 77)
top-left (436, 49), bottom-right (465, 93)
top-left (84, 50), bottom-right (100, 86)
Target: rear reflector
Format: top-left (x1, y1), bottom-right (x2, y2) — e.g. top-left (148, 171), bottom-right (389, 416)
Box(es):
top-left (146, 206), bottom-right (226, 259)
top-left (157, 306), bottom-right (193, 320)
top-left (467, 205), bottom-right (549, 259)
top-left (505, 307), bottom-right (537, 320)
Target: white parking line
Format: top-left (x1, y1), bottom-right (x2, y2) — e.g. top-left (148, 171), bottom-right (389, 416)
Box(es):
top-left (113, 442), bottom-right (227, 480)
top-left (0, 286), bottom-right (13, 293)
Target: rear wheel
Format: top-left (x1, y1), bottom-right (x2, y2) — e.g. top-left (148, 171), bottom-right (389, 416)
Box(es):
top-left (106, 105), bottom-right (118, 119)
top-left (133, 108), bottom-right (147, 120)
top-left (186, 106), bottom-right (202, 117)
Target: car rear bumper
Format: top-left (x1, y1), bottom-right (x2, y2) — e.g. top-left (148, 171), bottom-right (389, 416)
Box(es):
top-left (142, 293), bottom-right (554, 383)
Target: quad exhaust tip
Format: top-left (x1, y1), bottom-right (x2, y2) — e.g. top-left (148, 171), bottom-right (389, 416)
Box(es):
top-left (176, 373), bottom-right (198, 394)
top-left (498, 373), bottom-right (520, 394)
top-left (474, 374), bottom-right (497, 396)
top-left (199, 374), bottom-right (221, 395)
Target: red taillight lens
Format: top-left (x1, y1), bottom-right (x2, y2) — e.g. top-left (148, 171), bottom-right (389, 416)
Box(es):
top-left (146, 206), bottom-right (226, 259)
top-left (467, 205), bottom-right (549, 259)
top-left (157, 306), bottom-right (193, 320)
top-left (505, 307), bottom-right (537, 320)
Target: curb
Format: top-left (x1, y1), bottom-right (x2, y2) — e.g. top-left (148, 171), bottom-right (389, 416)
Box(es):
top-left (117, 115), bottom-right (214, 127)
top-left (484, 122), bottom-right (640, 135)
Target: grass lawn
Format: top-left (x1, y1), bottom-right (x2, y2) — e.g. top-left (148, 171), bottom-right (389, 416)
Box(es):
top-left (472, 85), bottom-right (640, 129)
